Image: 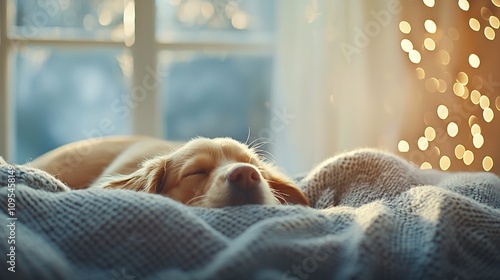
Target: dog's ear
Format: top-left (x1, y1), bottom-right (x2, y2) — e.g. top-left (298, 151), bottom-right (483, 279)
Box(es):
top-left (98, 157), bottom-right (167, 194)
top-left (264, 166), bottom-right (309, 206)
top-left (270, 180), bottom-right (310, 206)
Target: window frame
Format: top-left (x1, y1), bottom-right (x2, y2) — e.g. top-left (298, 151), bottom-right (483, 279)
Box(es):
top-left (0, 0), bottom-right (274, 162)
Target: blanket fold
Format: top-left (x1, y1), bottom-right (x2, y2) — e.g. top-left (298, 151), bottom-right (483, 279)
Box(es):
top-left (1, 150), bottom-right (499, 280)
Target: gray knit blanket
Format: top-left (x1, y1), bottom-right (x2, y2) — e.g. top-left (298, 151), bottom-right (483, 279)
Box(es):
top-left (1, 149), bottom-right (500, 280)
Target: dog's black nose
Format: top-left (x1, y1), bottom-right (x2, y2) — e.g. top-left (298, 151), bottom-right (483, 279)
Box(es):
top-left (227, 165), bottom-right (261, 190)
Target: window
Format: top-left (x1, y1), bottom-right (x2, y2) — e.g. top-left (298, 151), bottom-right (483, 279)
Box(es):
top-left (0, 0), bottom-right (276, 163)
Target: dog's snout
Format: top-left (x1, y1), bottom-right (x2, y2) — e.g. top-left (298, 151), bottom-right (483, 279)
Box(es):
top-left (227, 165), bottom-right (261, 190)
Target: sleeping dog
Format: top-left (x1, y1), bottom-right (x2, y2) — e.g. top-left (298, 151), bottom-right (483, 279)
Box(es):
top-left (30, 136), bottom-right (309, 208)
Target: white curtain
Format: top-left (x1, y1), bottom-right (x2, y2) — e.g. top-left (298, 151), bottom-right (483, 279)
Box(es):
top-left (272, 0), bottom-right (412, 174)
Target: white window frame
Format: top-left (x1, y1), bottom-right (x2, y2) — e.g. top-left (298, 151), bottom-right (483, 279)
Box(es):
top-left (0, 0), bottom-right (273, 162)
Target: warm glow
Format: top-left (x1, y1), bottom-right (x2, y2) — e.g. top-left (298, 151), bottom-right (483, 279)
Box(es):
top-left (437, 105), bottom-right (449, 119)
top-left (439, 156), bottom-right (451, 170)
top-left (423, 0), bottom-right (435, 7)
top-left (399, 21), bottom-right (412, 34)
top-left (483, 156), bottom-right (494, 171)
top-left (409, 50), bottom-right (422, 64)
top-left (398, 140), bottom-right (410, 152)
top-left (455, 144), bottom-right (466, 159)
top-left (483, 108), bottom-right (494, 122)
top-left (484, 27), bottom-right (496, 40)
top-left (401, 39), bottom-right (414, 52)
top-left (424, 19), bottom-right (437, 33)
top-left (469, 115), bottom-right (479, 127)
top-left (425, 126), bottom-right (436, 141)
top-left (469, 54), bottom-right (480, 68)
top-left (469, 18), bottom-right (481, 31)
top-left (447, 122), bottom-right (459, 137)
top-left (471, 90), bottom-right (481, 104)
top-left (421, 162), bottom-right (433, 169)
top-left (418, 136), bottom-right (429, 151)
top-left (479, 95), bottom-right (490, 109)
top-left (471, 124), bottom-right (481, 135)
top-left (453, 82), bottom-right (465, 97)
top-left (457, 72), bottom-right (468, 85)
top-left (473, 134), bottom-right (484, 148)
top-left (424, 38), bottom-right (436, 51)
top-left (416, 67), bottom-right (426, 79)
top-left (463, 150), bottom-right (474, 165)
top-left (458, 0), bottom-right (470, 11)
top-left (496, 96), bottom-right (500, 111)
top-left (490, 16), bottom-right (500, 29)
top-left (494, 0), bottom-right (500, 8)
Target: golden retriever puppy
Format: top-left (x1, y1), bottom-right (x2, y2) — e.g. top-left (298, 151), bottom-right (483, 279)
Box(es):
top-left (30, 136), bottom-right (309, 208)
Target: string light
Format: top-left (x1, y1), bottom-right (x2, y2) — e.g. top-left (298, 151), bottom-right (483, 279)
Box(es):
top-left (485, 26), bottom-right (496, 40)
top-left (421, 162), bottom-right (432, 169)
top-left (423, 0), bottom-right (435, 8)
top-left (399, 1), bottom-right (498, 173)
top-left (469, 54), bottom-right (480, 68)
top-left (424, 38), bottom-right (436, 50)
top-left (398, 140), bottom-right (410, 152)
top-left (437, 105), bottom-right (449, 119)
top-left (409, 50), bottom-right (422, 63)
top-left (455, 144), bottom-right (466, 159)
top-left (399, 21), bottom-right (412, 34)
top-left (458, 0), bottom-right (470, 11)
top-left (483, 108), bottom-right (494, 122)
top-left (424, 19), bottom-right (437, 33)
top-left (425, 126), bottom-right (436, 141)
top-left (490, 16), bottom-right (500, 28)
top-left (483, 156), bottom-right (494, 171)
top-left (447, 122), bottom-right (459, 137)
top-left (469, 18), bottom-right (481, 31)
top-left (463, 150), bottom-right (474, 165)
top-left (440, 156), bottom-right (451, 170)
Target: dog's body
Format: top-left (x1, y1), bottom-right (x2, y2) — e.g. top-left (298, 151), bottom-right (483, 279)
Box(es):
top-left (30, 136), bottom-right (309, 207)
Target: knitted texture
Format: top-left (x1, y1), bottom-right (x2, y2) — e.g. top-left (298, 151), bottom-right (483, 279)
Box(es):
top-left (1, 149), bottom-right (499, 280)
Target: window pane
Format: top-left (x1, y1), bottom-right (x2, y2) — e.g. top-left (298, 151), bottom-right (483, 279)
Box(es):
top-left (156, 0), bottom-right (275, 43)
top-left (10, 0), bottom-right (131, 41)
top-left (160, 52), bottom-right (273, 143)
top-left (14, 47), bottom-right (131, 163)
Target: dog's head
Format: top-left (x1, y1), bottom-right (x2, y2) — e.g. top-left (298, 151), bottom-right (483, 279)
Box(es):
top-left (99, 137), bottom-right (309, 208)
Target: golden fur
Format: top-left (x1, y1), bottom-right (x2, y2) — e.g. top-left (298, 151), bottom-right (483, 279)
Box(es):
top-left (31, 136), bottom-right (309, 208)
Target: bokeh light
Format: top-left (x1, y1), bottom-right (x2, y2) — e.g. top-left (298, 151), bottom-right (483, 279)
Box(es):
top-left (424, 19), bottom-right (437, 33)
top-left (458, 0), bottom-right (470, 11)
top-left (418, 136), bottom-right (429, 150)
top-left (440, 156), bottom-right (451, 170)
top-left (398, 140), bottom-right (410, 152)
top-left (423, 0), bottom-right (435, 8)
top-left (455, 144), bottom-right (466, 159)
top-left (399, 21), bottom-right (412, 34)
top-left (483, 156), bottom-right (494, 171)
top-left (437, 105), bottom-right (449, 119)
top-left (484, 26), bottom-right (496, 40)
top-left (409, 50), bottom-right (422, 63)
top-left (468, 54), bottom-right (480, 68)
top-left (447, 122), bottom-right (459, 137)
top-left (469, 18), bottom-right (481, 31)
top-left (424, 38), bottom-right (436, 50)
